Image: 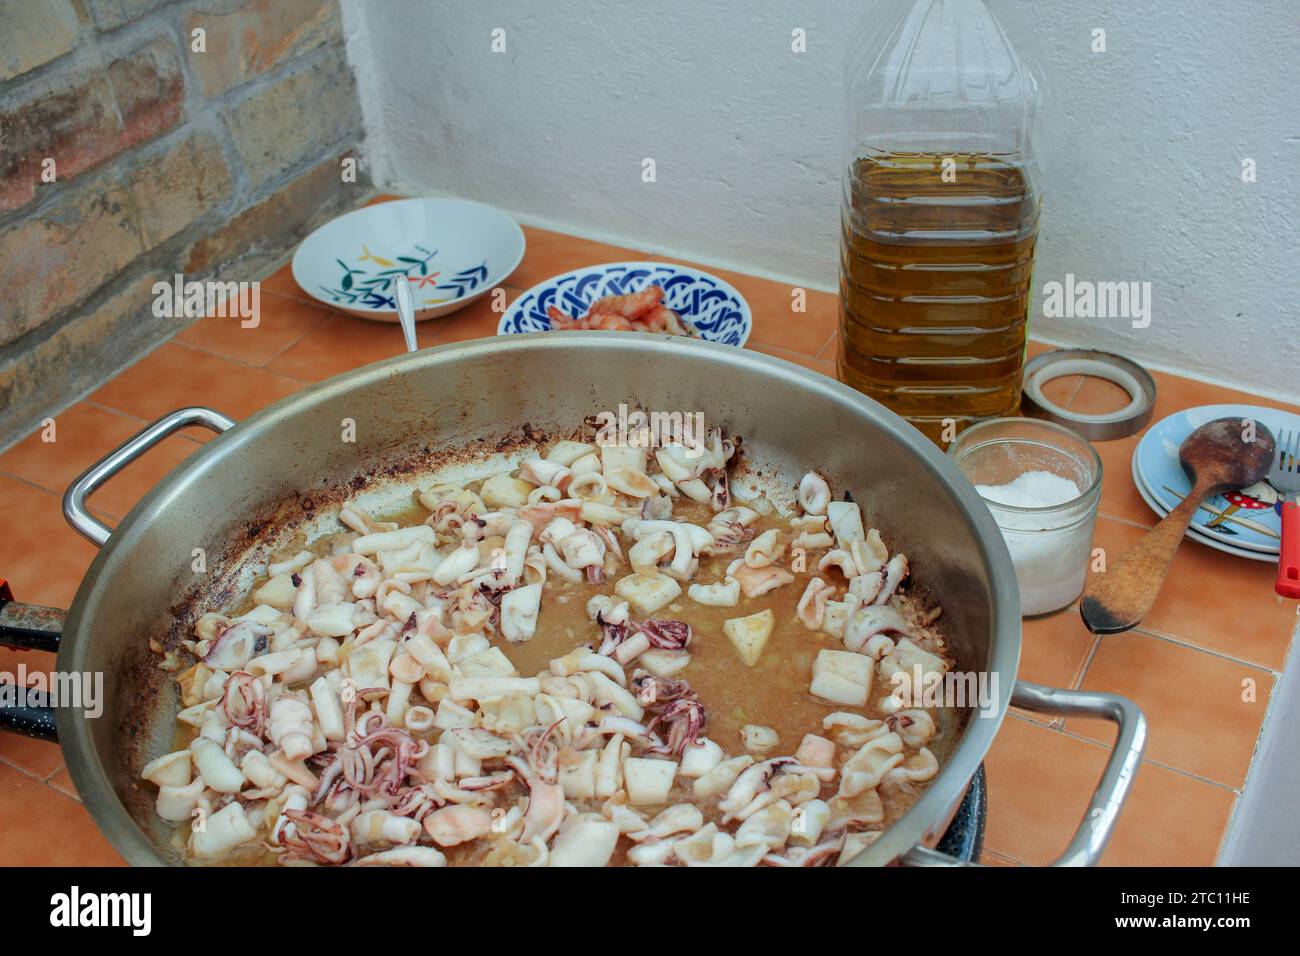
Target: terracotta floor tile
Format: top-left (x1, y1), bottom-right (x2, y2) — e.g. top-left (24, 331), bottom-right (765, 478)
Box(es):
top-left (1069, 376), bottom-right (1133, 416)
top-left (47, 766), bottom-right (79, 800)
top-left (266, 310), bottom-right (451, 383)
top-left (1090, 518), bottom-right (1296, 670)
top-left (1012, 608), bottom-right (1097, 726)
top-left (0, 475), bottom-right (99, 609)
top-left (1149, 368), bottom-right (1300, 418)
top-left (0, 762), bottom-right (124, 865)
top-left (746, 343), bottom-right (837, 379)
top-left (0, 647), bottom-right (63, 780)
top-left (258, 261), bottom-right (314, 304)
top-left (0, 403), bottom-right (202, 519)
top-left (508, 225), bottom-right (645, 290)
top-left (1038, 374), bottom-right (1083, 410)
top-left (982, 718), bottom-right (1227, 866)
top-left (982, 715), bottom-right (1111, 865)
top-left (1068, 630), bottom-right (1272, 788)
top-left (90, 342), bottom-right (305, 423)
top-left (980, 848), bottom-right (1020, 866)
top-left (1097, 759), bottom-right (1236, 867)
top-left (733, 279), bottom-right (837, 357)
top-left (427, 288), bottom-right (522, 346)
top-left (817, 331), bottom-right (838, 360)
top-left (176, 292), bottom-right (331, 366)
top-left (1019, 607), bottom-right (1097, 689)
top-left (1092, 433), bottom-right (1153, 527)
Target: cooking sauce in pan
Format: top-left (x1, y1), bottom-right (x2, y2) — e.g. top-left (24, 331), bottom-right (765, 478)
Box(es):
top-left (169, 481), bottom-right (957, 866)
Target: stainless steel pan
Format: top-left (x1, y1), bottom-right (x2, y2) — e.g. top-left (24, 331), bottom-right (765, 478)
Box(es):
top-left (0, 332), bottom-right (1146, 866)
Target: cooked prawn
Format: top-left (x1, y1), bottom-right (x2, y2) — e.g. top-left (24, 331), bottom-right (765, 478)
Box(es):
top-left (545, 285), bottom-right (696, 337)
top-left (589, 285), bottom-right (663, 319)
top-left (640, 305), bottom-right (688, 334)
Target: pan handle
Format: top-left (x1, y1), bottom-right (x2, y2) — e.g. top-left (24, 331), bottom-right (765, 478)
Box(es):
top-left (63, 407), bottom-right (235, 547)
top-left (0, 580), bottom-right (62, 742)
top-left (902, 680), bottom-right (1147, 867)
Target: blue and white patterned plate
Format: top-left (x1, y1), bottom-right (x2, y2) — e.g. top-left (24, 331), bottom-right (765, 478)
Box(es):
top-left (1133, 403), bottom-right (1298, 555)
top-left (292, 198), bottom-right (525, 323)
top-left (499, 262), bottom-right (751, 346)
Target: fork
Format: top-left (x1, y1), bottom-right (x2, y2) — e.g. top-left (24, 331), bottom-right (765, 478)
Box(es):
top-left (1269, 428), bottom-right (1300, 598)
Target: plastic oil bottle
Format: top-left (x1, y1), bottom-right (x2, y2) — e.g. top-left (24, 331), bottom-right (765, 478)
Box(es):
top-left (838, 0), bottom-right (1046, 445)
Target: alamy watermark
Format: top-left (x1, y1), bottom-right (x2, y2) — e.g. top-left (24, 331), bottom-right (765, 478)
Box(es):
top-left (887, 665), bottom-right (1000, 719)
top-left (152, 274), bottom-right (260, 328)
top-left (592, 403), bottom-right (707, 458)
top-left (1, 667), bottom-right (103, 719)
top-left (50, 886), bottom-right (150, 936)
top-left (1042, 273), bottom-right (1151, 329)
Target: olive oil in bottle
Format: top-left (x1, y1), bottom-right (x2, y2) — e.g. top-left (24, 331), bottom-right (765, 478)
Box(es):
top-left (838, 0), bottom-right (1046, 446)
top-left (838, 152), bottom-right (1040, 444)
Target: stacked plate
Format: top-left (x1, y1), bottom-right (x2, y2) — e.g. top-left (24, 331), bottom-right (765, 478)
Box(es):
top-left (1133, 404), bottom-right (1298, 562)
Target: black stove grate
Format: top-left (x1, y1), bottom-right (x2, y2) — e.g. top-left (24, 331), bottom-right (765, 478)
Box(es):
top-left (934, 764), bottom-right (987, 862)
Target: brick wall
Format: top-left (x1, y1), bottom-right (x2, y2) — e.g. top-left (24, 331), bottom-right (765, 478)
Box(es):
top-left (0, 0), bottom-right (372, 446)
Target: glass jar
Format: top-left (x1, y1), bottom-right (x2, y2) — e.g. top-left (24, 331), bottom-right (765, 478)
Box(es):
top-left (948, 418), bottom-right (1102, 616)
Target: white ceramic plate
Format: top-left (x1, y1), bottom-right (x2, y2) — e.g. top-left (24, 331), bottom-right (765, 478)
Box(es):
top-left (292, 198), bottom-right (525, 322)
top-left (499, 261), bottom-right (751, 346)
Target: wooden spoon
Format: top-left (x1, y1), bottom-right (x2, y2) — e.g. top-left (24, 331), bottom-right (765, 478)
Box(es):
top-left (1080, 417), bottom-right (1275, 634)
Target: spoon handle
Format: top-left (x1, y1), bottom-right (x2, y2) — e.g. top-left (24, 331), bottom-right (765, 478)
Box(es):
top-left (395, 276), bottom-right (419, 355)
top-left (1080, 481), bottom-right (1208, 634)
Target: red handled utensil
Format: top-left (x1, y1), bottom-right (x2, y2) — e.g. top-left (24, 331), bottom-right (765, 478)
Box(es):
top-left (1269, 429), bottom-right (1300, 599)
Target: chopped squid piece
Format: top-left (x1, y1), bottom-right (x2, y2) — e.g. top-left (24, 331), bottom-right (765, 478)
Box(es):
top-left (548, 815), bottom-right (620, 866)
top-left (842, 604), bottom-right (910, 654)
top-left (190, 803), bottom-right (256, 858)
top-left (624, 757), bottom-right (678, 805)
top-left (614, 570), bottom-right (682, 615)
top-left (352, 846), bottom-right (447, 867)
top-left (731, 562), bottom-right (794, 597)
top-left (798, 472), bottom-right (832, 516)
top-left (141, 751), bottom-right (191, 788)
top-left (423, 806), bottom-right (494, 847)
top-left (796, 577), bottom-right (834, 630)
top-left (723, 609), bottom-right (774, 667)
top-left (743, 529), bottom-right (784, 568)
top-left (825, 501), bottom-right (864, 549)
top-left (840, 733), bottom-right (906, 798)
top-left (686, 576), bottom-right (740, 607)
top-left (740, 724), bottom-right (778, 753)
top-left (810, 649), bottom-right (874, 707)
top-left (500, 583), bottom-right (543, 643)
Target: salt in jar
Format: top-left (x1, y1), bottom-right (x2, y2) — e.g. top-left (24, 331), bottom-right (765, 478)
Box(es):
top-left (948, 418), bottom-right (1103, 616)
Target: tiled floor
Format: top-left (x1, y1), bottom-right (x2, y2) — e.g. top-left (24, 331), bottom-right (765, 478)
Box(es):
top-left (0, 199), bottom-right (1295, 866)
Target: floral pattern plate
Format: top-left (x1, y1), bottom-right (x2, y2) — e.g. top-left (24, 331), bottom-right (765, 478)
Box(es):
top-left (498, 262), bottom-right (751, 346)
top-left (292, 198), bottom-right (525, 322)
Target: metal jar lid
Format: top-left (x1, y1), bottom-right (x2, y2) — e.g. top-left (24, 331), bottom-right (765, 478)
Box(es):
top-left (1020, 348), bottom-right (1157, 441)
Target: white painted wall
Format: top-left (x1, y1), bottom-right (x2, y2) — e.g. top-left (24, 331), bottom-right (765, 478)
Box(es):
top-left (341, 0), bottom-right (1299, 401)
